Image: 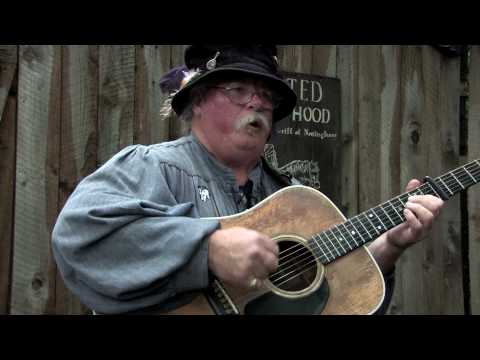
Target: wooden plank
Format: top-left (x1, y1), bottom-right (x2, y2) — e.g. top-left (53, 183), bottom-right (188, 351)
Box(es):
top-left (0, 46), bottom-right (17, 123)
top-left (278, 45), bottom-right (316, 118)
top-left (336, 45), bottom-right (359, 218)
top-left (278, 45), bottom-right (313, 73)
top-left (311, 45), bottom-right (337, 77)
top-left (357, 45), bottom-right (385, 210)
top-left (434, 46), bottom-right (463, 314)
top-left (392, 45), bottom-right (430, 314)
top-left (353, 45), bottom-right (403, 222)
top-left (55, 45), bottom-right (98, 314)
top-left (134, 45), bottom-right (171, 144)
top-left (468, 45), bottom-right (480, 314)
top-left (0, 71), bottom-right (17, 314)
top-left (357, 45), bottom-right (403, 313)
top-left (98, 45), bottom-right (135, 165)
top-left (390, 46), bottom-right (463, 314)
top-left (169, 45), bottom-right (190, 140)
top-left (11, 45), bottom-right (61, 314)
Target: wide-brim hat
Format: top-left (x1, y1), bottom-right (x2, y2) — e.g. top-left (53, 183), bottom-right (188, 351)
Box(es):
top-left (170, 45), bottom-right (297, 122)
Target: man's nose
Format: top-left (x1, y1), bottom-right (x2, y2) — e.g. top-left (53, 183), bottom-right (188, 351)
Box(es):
top-left (246, 92), bottom-right (272, 111)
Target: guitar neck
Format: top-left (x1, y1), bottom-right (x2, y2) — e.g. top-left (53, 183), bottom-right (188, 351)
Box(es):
top-left (309, 159), bottom-right (480, 264)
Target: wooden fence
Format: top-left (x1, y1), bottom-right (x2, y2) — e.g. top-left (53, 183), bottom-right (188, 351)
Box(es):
top-left (0, 45), bottom-right (479, 314)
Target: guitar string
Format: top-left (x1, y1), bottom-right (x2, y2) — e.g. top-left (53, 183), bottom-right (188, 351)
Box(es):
top-left (271, 166), bottom-right (480, 284)
top-left (270, 165), bottom-right (480, 286)
top-left (274, 163), bottom-right (479, 264)
top-left (270, 180), bottom-right (464, 281)
top-left (274, 184), bottom-right (433, 274)
top-left (269, 164), bottom-right (480, 285)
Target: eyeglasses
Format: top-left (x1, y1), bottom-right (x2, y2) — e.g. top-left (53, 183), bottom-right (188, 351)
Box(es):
top-left (212, 85), bottom-right (281, 109)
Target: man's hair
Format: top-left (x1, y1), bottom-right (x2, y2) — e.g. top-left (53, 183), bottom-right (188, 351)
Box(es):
top-left (177, 81), bottom-right (210, 123)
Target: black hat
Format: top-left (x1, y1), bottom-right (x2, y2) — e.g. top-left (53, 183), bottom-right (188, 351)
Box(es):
top-left (170, 45), bottom-right (297, 122)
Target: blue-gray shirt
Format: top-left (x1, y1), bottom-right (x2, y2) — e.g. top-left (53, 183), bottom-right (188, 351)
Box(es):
top-left (52, 134), bottom-right (293, 314)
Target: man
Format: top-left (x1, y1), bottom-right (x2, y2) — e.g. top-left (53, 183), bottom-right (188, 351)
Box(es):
top-left (52, 45), bottom-right (444, 314)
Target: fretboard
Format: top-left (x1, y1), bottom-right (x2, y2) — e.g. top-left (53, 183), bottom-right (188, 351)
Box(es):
top-left (308, 159), bottom-right (480, 264)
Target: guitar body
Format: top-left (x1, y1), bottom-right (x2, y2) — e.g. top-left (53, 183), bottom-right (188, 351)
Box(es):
top-left (166, 185), bottom-right (385, 315)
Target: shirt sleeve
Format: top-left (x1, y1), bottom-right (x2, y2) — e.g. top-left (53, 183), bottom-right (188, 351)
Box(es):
top-left (51, 145), bottom-right (220, 314)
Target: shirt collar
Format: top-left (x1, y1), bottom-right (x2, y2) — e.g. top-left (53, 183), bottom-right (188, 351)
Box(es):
top-left (188, 133), bottom-right (264, 192)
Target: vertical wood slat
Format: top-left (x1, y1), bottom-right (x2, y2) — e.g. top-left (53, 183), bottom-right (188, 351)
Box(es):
top-left (435, 47), bottom-right (463, 314)
top-left (357, 45), bottom-right (384, 209)
top-left (98, 45), bottom-right (135, 165)
top-left (55, 45), bottom-right (99, 314)
top-left (336, 45), bottom-right (359, 218)
top-left (356, 45), bottom-right (403, 218)
top-left (468, 45), bottom-right (480, 314)
top-left (393, 46), bottom-right (426, 314)
top-left (390, 46), bottom-right (463, 314)
top-left (0, 60), bottom-right (17, 314)
top-left (11, 45), bottom-right (61, 314)
top-left (357, 46), bottom-right (403, 314)
top-left (134, 45), bottom-right (171, 144)
top-left (278, 45), bottom-right (313, 73)
top-left (0, 46), bottom-right (17, 123)
top-left (311, 45), bottom-right (337, 77)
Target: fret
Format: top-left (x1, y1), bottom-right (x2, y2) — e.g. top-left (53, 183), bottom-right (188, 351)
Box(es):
top-left (311, 234), bottom-right (331, 262)
top-left (325, 229), bottom-right (342, 257)
top-left (353, 215), bottom-right (374, 239)
top-left (333, 232), bottom-right (348, 253)
top-left (464, 166), bottom-right (477, 184)
top-left (365, 214), bottom-right (380, 235)
top-left (378, 205), bottom-right (396, 227)
top-left (341, 222), bottom-right (364, 246)
top-left (386, 201), bottom-right (403, 223)
top-left (310, 234), bottom-right (329, 264)
top-left (334, 228), bottom-right (353, 251)
top-left (439, 177), bottom-right (454, 196)
top-left (326, 229), bottom-right (342, 257)
top-left (422, 183), bottom-right (437, 196)
top-left (319, 233), bottom-right (336, 260)
top-left (476, 160), bottom-right (480, 168)
top-left (365, 210), bottom-right (382, 235)
top-left (451, 171), bottom-right (465, 190)
top-left (425, 182), bottom-right (441, 198)
top-left (397, 195), bottom-right (407, 206)
top-left (446, 172), bottom-right (463, 191)
top-left (346, 219), bottom-right (368, 243)
top-left (408, 189), bottom-right (422, 197)
top-left (390, 197), bottom-right (406, 220)
top-left (331, 226), bottom-right (355, 251)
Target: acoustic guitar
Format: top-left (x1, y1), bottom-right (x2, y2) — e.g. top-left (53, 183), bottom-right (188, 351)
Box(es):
top-left (166, 160), bottom-right (480, 315)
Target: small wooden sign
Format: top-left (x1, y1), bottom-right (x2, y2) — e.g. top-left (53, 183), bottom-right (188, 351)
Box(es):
top-left (266, 72), bottom-right (342, 205)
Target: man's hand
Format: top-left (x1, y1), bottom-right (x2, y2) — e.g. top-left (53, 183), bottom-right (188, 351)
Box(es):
top-left (208, 227), bottom-right (279, 289)
top-left (386, 178), bottom-right (444, 250)
top-left (368, 178), bottom-right (444, 274)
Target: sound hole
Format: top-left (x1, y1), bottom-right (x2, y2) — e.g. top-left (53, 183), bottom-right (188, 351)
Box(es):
top-left (269, 240), bottom-right (317, 293)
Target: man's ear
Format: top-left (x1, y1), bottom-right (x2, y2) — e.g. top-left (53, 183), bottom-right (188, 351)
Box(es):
top-left (192, 103), bottom-right (202, 119)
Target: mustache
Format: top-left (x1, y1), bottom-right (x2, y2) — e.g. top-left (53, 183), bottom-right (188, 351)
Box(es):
top-left (234, 112), bottom-right (271, 132)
